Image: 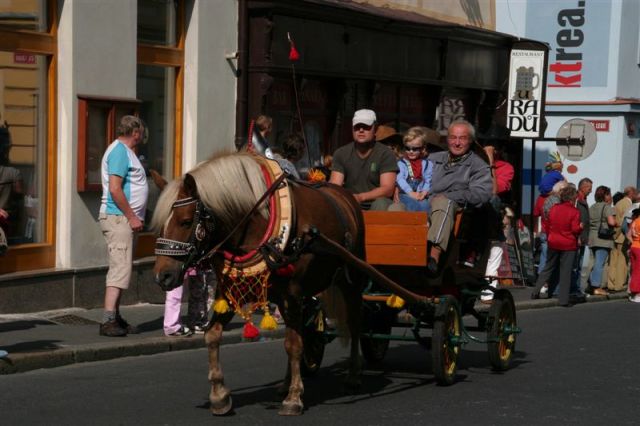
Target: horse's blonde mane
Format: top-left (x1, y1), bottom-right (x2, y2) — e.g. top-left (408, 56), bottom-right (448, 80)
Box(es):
top-left (189, 152), bottom-right (268, 233)
top-left (149, 153), bottom-right (269, 235)
top-left (150, 177), bottom-right (183, 233)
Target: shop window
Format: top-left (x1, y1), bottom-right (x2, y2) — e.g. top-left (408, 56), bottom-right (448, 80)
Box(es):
top-left (137, 0), bottom-right (177, 46)
top-left (0, 1), bottom-right (56, 272)
top-left (0, 0), bottom-right (47, 32)
top-left (0, 52), bottom-right (48, 245)
top-left (135, 0), bottom-right (184, 257)
top-left (136, 65), bottom-right (175, 228)
top-left (76, 97), bottom-right (141, 192)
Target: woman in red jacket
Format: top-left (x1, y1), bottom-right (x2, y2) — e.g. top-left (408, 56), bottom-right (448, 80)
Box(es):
top-left (532, 185), bottom-right (582, 306)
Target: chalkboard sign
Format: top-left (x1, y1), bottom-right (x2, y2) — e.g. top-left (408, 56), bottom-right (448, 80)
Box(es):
top-left (506, 244), bottom-right (523, 284)
top-left (495, 241), bottom-right (528, 286)
top-left (496, 242), bottom-right (520, 285)
top-left (515, 221), bottom-right (537, 285)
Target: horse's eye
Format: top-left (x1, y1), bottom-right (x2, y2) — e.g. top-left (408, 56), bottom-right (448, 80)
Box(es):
top-left (181, 220), bottom-right (193, 229)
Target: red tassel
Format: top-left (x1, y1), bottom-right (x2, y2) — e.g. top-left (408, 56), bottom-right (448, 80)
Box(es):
top-left (275, 263), bottom-right (295, 277)
top-left (288, 43), bottom-right (300, 62)
top-left (243, 321), bottom-right (260, 339)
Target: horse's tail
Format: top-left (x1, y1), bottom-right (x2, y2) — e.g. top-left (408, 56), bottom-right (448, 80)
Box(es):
top-left (319, 269), bottom-right (352, 347)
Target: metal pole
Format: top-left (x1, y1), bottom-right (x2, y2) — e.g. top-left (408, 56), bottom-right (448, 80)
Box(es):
top-left (530, 138), bottom-right (536, 232)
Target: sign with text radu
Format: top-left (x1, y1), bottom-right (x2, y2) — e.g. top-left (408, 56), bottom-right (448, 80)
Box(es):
top-left (507, 49), bottom-right (546, 138)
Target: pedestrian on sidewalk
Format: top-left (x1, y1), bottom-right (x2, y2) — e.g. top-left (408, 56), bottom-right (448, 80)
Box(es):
top-left (626, 208), bottom-right (640, 303)
top-left (98, 116), bottom-right (149, 337)
top-left (569, 177), bottom-right (592, 303)
top-left (163, 266), bottom-right (214, 336)
top-left (585, 185), bottom-right (616, 296)
top-left (481, 142), bottom-right (514, 303)
top-left (608, 186), bottom-right (636, 292)
top-left (532, 185), bottom-right (582, 307)
top-left (536, 180), bottom-right (568, 297)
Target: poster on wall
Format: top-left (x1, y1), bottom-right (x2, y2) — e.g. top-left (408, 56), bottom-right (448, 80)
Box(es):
top-left (507, 49), bottom-right (546, 138)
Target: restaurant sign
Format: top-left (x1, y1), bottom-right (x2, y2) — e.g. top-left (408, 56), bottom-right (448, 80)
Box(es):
top-left (507, 49), bottom-right (546, 138)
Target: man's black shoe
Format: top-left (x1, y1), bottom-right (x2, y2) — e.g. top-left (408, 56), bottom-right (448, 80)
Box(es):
top-left (99, 320), bottom-right (127, 337)
top-left (117, 315), bottom-right (139, 334)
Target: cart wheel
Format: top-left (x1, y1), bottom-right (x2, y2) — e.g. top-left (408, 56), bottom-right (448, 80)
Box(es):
top-left (487, 290), bottom-right (517, 371)
top-left (432, 296), bottom-right (461, 386)
top-left (301, 302), bottom-right (326, 377)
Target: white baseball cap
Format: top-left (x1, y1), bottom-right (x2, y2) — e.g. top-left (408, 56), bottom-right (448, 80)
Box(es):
top-left (352, 109), bottom-right (377, 126)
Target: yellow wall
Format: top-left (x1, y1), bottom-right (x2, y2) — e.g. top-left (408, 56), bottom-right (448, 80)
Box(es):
top-left (0, 0), bottom-right (44, 165)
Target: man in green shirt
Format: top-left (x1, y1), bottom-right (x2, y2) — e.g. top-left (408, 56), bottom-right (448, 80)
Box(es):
top-left (329, 109), bottom-right (398, 210)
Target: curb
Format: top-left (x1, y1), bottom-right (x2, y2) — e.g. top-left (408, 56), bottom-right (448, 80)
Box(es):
top-left (0, 292), bottom-right (629, 375)
top-left (0, 328), bottom-right (286, 375)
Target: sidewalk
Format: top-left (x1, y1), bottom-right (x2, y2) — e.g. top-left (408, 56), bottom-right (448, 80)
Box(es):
top-left (0, 286), bottom-right (629, 374)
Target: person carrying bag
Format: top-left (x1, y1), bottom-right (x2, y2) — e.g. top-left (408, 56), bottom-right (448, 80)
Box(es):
top-left (597, 204), bottom-right (615, 240)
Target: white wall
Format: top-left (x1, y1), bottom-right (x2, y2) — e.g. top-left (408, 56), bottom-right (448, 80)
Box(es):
top-left (57, 0), bottom-right (138, 268)
top-left (616, 0), bottom-right (640, 98)
top-left (182, 0), bottom-right (238, 170)
top-left (57, 0), bottom-right (239, 268)
top-left (497, 0), bottom-right (640, 213)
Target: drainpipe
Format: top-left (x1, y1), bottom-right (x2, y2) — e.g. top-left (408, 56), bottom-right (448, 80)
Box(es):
top-left (235, 0), bottom-right (249, 150)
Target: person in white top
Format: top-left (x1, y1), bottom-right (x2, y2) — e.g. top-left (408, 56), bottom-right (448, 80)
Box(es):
top-left (98, 115), bottom-right (148, 337)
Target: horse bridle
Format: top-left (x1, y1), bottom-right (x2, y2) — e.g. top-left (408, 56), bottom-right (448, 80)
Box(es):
top-left (155, 172), bottom-right (288, 271)
top-left (155, 196), bottom-right (216, 276)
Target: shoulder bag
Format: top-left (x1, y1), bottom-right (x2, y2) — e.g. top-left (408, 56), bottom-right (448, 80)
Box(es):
top-left (597, 204), bottom-right (615, 239)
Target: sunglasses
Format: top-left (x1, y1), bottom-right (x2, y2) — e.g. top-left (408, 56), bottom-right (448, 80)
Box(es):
top-left (353, 124), bottom-right (373, 131)
top-left (404, 146), bottom-right (423, 152)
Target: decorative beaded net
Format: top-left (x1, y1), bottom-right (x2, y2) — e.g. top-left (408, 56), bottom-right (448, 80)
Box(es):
top-left (217, 267), bottom-right (272, 321)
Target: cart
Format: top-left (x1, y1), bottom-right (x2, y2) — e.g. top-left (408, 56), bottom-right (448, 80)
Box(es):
top-left (300, 209), bottom-right (520, 385)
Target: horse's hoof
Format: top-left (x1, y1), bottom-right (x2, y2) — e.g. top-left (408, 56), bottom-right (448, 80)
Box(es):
top-left (210, 395), bottom-right (233, 416)
top-left (278, 401), bottom-right (304, 416)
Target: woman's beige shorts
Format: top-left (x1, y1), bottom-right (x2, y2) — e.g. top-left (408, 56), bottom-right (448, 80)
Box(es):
top-left (99, 213), bottom-right (135, 289)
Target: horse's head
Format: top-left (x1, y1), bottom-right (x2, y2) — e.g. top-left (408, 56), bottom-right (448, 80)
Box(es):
top-left (152, 174), bottom-right (215, 291)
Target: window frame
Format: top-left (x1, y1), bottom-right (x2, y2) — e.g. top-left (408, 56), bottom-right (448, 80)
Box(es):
top-left (0, 0), bottom-right (57, 273)
top-left (134, 0), bottom-right (185, 258)
top-left (76, 96), bottom-right (142, 192)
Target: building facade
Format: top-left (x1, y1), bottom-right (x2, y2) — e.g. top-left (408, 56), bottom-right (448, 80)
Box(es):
top-left (497, 0), bottom-right (640, 211)
top-left (1, 0), bottom-right (539, 313)
top-left (0, 0), bottom-right (238, 312)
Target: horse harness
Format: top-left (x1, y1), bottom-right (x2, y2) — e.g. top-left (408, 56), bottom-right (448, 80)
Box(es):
top-left (155, 157), bottom-right (357, 281)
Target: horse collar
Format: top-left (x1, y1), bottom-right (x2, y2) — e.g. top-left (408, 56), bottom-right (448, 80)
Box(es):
top-left (221, 162), bottom-right (289, 264)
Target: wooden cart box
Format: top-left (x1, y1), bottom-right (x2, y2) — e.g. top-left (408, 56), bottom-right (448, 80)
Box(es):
top-left (363, 211), bottom-right (428, 267)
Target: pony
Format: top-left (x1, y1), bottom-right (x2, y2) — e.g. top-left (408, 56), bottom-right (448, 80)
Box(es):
top-left (151, 152), bottom-right (366, 416)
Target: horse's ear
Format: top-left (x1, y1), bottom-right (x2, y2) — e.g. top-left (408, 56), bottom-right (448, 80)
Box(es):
top-left (184, 174), bottom-right (199, 198)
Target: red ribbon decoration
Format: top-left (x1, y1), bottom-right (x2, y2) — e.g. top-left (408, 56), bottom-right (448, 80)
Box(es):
top-left (287, 32), bottom-right (300, 62)
top-left (288, 42), bottom-right (300, 62)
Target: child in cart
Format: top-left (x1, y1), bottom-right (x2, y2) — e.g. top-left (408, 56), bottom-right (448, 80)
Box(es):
top-left (396, 126), bottom-right (433, 213)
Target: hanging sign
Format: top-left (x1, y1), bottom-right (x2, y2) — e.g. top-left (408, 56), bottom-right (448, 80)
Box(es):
top-left (507, 49), bottom-right (546, 138)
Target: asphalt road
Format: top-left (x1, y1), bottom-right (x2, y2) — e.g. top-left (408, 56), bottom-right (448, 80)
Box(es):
top-left (0, 300), bottom-right (637, 425)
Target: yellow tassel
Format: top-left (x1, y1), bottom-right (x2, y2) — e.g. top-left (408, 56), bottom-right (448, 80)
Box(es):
top-left (386, 294), bottom-right (405, 309)
top-left (212, 298), bottom-right (230, 314)
top-left (260, 312), bottom-right (278, 331)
